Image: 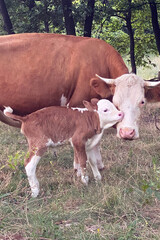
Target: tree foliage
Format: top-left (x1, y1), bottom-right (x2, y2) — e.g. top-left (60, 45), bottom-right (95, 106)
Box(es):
top-left (0, 0), bottom-right (160, 70)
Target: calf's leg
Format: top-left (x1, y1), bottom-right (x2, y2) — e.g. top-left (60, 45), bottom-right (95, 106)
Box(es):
top-left (25, 154), bottom-right (41, 198)
top-left (87, 148), bottom-right (102, 181)
top-left (72, 136), bottom-right (89, 185)
top-left (73, 150), bottom-right (82, 177)
top-left (69, 139), bottom-right (81, 176)
top-left (73, 148), bottom-right (89, 185)
top-left (92, 144), bottom-right (104, 170)
top-left (25, 146), bottom-right (47, 197)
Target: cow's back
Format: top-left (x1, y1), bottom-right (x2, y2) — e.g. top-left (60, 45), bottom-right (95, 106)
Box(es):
top-left (0, 33), bottom-right (128, 115)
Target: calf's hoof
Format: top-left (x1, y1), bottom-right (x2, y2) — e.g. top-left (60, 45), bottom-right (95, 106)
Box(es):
top-left (95, 174), bottom-right (102, 182)
top-left (81, 175), bottom-right (89, 185)
top-left (74, 163), bottom-right (82, 177)
top-left (31, 188), bottom-right (39, 198)
top-left (97, 163), bottom-right (105, 170)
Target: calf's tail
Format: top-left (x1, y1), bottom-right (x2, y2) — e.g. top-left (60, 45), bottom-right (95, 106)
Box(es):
top-left (0, 110), bottom-right (21, 128)
top-left (3, 107), bottom-right (25, 123)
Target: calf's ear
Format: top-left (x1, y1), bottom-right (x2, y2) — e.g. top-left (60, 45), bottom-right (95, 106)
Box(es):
top-left (91, 98), bottom-right (99, 106)
top-left (83, 99), bottom-right (98, 111)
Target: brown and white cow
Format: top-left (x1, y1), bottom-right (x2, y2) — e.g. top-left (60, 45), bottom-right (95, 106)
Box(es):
top-left (0, 33), bottom-right (160, 173)
top-left (0, 33), bottom-right (160, 137)
top-left (4, 99), bottom-right (123, 197)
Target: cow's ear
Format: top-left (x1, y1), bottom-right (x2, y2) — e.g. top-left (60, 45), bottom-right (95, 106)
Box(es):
top-left (83, 99), bottom-right (98, 111)
top-left (90, 78), bottom-right (115, 98)
top-left (91, 98), bottom-right (99, 107)
top-left (145, 85), bottom-right (160, 102)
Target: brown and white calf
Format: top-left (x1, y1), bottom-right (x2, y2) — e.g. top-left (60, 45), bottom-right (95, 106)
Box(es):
top-left (4, 99), bottom-right (123, 197)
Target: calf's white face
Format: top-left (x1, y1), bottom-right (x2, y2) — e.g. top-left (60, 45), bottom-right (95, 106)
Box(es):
top-left (97, 99), bottom-right (124, 129)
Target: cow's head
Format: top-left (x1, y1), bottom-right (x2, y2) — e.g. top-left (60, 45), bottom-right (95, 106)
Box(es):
top-left (90, 73), bottom-right (160, 140)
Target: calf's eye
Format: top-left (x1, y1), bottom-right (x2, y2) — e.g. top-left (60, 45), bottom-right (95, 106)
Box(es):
top-left (104, 109), bottom-right (108, 112)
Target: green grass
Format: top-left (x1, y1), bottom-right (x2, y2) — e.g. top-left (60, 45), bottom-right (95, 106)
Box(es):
top-left (137, 55), bottom-right (160, 79)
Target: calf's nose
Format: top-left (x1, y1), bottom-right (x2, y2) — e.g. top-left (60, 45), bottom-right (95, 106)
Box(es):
top-left (119, 127), bottom-right (135, 139)
top-left (118, 111), bottom-right (124, 119)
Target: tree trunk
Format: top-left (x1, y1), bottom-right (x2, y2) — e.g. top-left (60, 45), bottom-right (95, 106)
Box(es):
top-left (28, 0), bottom-right (35, 11)
top-left (84, 0), bottom-right (95, 37)
top-left (61, 0), bottom-right (76, 35)
top-left (148, 0), bottom-right (160, 55)
top-left (126, 0), bottom-right (136, 73)
top-left (0, 0), bottom-right (14, 34)
top-left (44, 0), bottom-right (49, 32)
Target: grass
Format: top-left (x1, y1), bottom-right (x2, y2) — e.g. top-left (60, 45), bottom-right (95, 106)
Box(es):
top-left (0, 64), bottom-right (160, 239)
top-left (137, 56), bottom-right (160, 79)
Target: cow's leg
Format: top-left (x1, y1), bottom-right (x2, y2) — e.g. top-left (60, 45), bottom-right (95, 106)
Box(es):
top-left (87, 149), bottom-right (102, 181)
top-left (25, 146), bottom-right (47, 198)
top-left (93, 144), bottom-right (104, 170)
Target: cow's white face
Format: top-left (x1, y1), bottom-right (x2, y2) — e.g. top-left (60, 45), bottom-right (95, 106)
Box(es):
top-left (96, 73), bottom-right (160, 140)
top-left (112, 74), bottom-right (145, 139)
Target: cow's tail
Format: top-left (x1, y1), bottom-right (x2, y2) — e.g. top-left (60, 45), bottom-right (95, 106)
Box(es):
top-left (3, 107), bottom-right (26, 123)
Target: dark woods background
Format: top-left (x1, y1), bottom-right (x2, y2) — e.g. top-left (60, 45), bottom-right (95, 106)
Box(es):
top-left (0, 0), bottom-right (160, 73)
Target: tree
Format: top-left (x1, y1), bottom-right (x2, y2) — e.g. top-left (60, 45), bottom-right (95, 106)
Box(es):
top-left (0, 0), bottom-right (159, 73)
top-left (28, 0), bottom-right (35, 11)
top-left (125, 0), bottom-right (136, 73)
top-left (148, 0), bottom-right (160, 54)
top-left (84, 0), bottom-right (95, 37)
top-left (104, 0), bottom-right (137, 73)
top-left (61, 0), bottom-right (76, 35)
top-left (0, 0), bottom-right (14, 34)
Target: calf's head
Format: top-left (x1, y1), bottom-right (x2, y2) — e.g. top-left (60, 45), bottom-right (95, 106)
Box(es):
top-left (91, 73), bottom-right (160, 139)
top-left (83, 99), bottom-right (124, 129)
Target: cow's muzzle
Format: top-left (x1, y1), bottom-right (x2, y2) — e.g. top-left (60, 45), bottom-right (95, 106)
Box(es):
top-left (119, 127), bottom-right (135, 140)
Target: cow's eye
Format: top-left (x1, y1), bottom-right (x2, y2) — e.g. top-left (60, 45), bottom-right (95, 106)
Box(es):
top-left (104, 109), bottom-right (108, 112)
top-left (139, 100), bottom-right (145, 107)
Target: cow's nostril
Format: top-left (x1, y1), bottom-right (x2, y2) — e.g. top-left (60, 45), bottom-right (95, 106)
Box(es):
top-left (129, 129), bottom-right (135, 136)
top-left (119, 128), bottom-right (135, 139)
